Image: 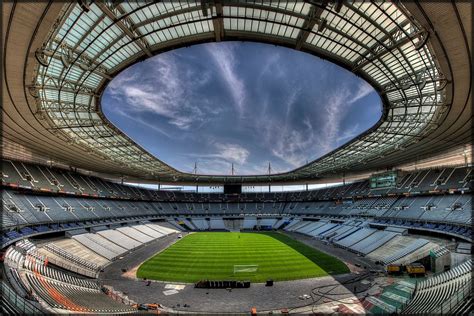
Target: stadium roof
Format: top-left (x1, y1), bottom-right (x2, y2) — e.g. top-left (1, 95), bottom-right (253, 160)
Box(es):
top-left (2, 1), bottom-right (471, 184)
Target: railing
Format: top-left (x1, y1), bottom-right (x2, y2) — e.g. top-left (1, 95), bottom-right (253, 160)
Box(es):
top-left (1, 280), bottom-right (43, 314)
top-left (397, 264), bottom-right (472, 314)
top-left (1, 214), bottom-right (165, 248)
top-left (2, 214), bottom-right (157, 231)
top-left (432, 279), bottom-right (472, 314)
top-left (41, 253), bottom-right (97, 278)
top-left (401, 245), bottom-right (439, 265)
top-left (102, 285), bottom-right (137, 306)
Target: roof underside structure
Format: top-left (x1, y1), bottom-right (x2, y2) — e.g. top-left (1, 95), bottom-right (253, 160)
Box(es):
top-left (2, 1), bottom-right (472, 184)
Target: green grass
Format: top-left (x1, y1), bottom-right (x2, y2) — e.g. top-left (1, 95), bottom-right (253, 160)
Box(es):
top-left (137, 232), bottom-right (349, 283)
top-left (261, 232), bottom-right (349, 274)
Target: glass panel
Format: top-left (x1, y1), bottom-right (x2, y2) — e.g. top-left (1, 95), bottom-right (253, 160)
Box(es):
top-left (34, 1), bottom-right (446, 180)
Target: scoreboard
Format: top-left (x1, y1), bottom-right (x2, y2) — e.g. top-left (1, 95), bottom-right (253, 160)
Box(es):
top-left (370, 171), bottom-right (398, 189)
top-left (224, 184), bottom-right (242, 194)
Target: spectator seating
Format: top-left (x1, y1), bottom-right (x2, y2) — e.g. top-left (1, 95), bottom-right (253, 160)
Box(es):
top-left (382, 239), bottom-right (431, 265)
top-left (15, 254), bottom-right (136, 313)
top-left (330, 226), bottom-right (361, 242)
top-left (284, 220), bottom-right (308, 232)
top-left (320, 220), bottom-right (357, 240)
top-left (68, 223), bottom-right (178, 261)
top-left (145, 223), bottom-right (179, 235)
top-left (3, 241), bottom-right (126, 314)
top-left (2, 160), bottom-right (471, 205)
top-left (130, 224), bottom-right (163, 238)
top-left (209, 217), bottom-right (226, 230)
top-left (456, 243), bottom-right (471, 254)
top-left (177, 218), bottom-right (197, 230)
top-left (73, 234), bottom-right (125, 260)
top-left (258, 218), bottom-right (277, 228)
top-left (350, 230), bottom-right (399, 255)
top-left (2, 189), bottom-right (471, 239)
top-left (224, 218), bottom-right (242, 231)
top-left (298, 221), bottom-right (328, 235)
top-left (116, 226), bottom-right (154, 243)
top-left (242, 217), bottom-right (257, 229)
top-left (190, 218), bottom-right (209, 230)
top-left (402, 260), bottom-right (472, 314)
top-left (47, 238), bottom-right (110, 267)
top-left (37, 243), bottom-right (100, 278)
top-left (335, 228), bottom-right (377, 249)
top-left (308, 223), bottom-right (340, 237)
top-left (273, 217), bottom-right (290, 229)
top-left (1, 162), bottom-right (471, 255)
top-left (162, 220), bottom-right (185, 231)
top-left (97, 230), bottom-right (141, 250)
top-left (288, 220), bottom-right (436, 266)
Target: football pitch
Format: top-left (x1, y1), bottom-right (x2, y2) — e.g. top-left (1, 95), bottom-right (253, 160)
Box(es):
top-left (136, 232), bottom-right (349, 283)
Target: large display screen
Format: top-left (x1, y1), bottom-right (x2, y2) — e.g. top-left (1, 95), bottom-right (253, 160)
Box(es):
top-left (370, 171), bottom-right (398, 189)
top-left (224, 184), bottom-right (242, 194)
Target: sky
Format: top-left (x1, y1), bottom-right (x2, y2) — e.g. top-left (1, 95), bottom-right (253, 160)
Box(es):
top-left (102, 42), bottom-right (381, 175)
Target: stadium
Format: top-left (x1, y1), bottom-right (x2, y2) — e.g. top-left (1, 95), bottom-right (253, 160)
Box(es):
top-left (1, 1), bottom-right (472, 315)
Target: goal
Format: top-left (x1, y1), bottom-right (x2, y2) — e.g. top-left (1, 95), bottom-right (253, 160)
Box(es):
top-left (233, 265), bottom-right (259, 274)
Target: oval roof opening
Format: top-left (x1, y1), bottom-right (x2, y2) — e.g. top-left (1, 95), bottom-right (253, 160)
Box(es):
top-left (102, 42), bottom-right (382, 175)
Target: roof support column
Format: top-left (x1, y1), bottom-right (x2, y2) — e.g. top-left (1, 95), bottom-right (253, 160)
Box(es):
top-left (96, 2), bottom-right (153, 57)
top-left (212, 1), bottom-right (224, 42)
top-left (295, 2), bottom-right (327, 50)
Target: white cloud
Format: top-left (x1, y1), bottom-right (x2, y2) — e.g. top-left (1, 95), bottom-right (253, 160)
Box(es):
top-left (184, 142), bottom-right (254, 174)
top-left (192, 158), bottom-right (233, 175)
top-left (321, 90), bottom-right (348, 151)
top-left (319, 80), bottom-right (375, 152)
top-left (352, 81), bottom-right (374, 104)
top-left (214, 143), bottom-right (249, 164)
top-left (259, 51), bottom-right (283, 79)
top-left (257, 80), bottom-right (375, 168)
top-left (104, 43), bottom-right (378, 175)
top-left (192, 157), bottom-right (282, 176)
top-left (255, 88), bottom-right (318, 168)
top-left (205, 43), bottom-right (246, 116)
top-left (187, 142), bottom-right (249, 165)
top-left (336, 123), bottom-right (361, 143)
top-left (270, 128), bottom-right (316, 168)
top-left (114, 108), bottom-right (172, 138)
top-left (284, 88), bottom-right (300, 123)
top-left (107, 53), bottom-right (210, 130)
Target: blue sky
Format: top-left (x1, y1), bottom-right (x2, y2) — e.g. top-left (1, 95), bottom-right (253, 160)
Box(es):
top-left (102, 42), bottom-right (381, 175)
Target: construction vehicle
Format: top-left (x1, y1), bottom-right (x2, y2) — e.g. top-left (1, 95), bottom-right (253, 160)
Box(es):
top-left (386, 264), bottom-right (402, 275)
top-left (406, 263), bottom-right (426, 277)
top-left (132, 303), bottom-right (161, 311)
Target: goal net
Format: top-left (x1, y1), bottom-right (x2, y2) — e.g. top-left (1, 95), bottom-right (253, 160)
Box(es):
top-left (233, 265), bottom-right (258, 274)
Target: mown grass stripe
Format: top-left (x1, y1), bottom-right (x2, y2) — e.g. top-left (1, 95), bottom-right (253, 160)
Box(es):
top-left (137, 232), bottom-right (348, 283)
